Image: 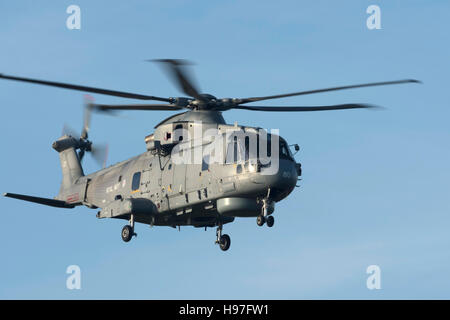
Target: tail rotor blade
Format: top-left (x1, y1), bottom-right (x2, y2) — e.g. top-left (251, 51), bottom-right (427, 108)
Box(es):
top-left (81, 95), bottom-right (95, 140)
top-left (62, 123), bottom-right (80, 139)
top-left (91, 143), bottom-right (108, 168)
top-left (78, 149), bottom-right (85, 162)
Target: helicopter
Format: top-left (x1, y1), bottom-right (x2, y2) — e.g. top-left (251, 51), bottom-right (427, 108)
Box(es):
top-left (1, 60), bottom-right (419, 251)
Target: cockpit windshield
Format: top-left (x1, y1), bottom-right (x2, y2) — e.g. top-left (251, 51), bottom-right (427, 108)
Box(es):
top-left (225, 133), bottom-right (293, 163)
top-left (279, 138), bottom-right (293, 160)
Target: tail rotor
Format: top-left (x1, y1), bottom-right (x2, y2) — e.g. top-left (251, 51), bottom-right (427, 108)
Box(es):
top-left (62, 95), bottom-right (108, 168)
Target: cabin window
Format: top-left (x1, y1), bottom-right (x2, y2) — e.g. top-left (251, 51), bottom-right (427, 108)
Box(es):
top-left (225, 141), bottom-right (233, 164)
top-left (230, 134), bottom-right (257, 162)
top-left (245, 136), bottom-right (250, 161)
top-left (225, 136), bottom-right (244, 164)
top-left (234, 137), bottom-right (238, 163)
top-left (174, 124), bottom-right (184, 141)
top-left (257, 134), bottom-right (273, 159)
top-left (202, 155), bottom-right (210, 171)
top-left (131, 172), bottom-right (141, 191)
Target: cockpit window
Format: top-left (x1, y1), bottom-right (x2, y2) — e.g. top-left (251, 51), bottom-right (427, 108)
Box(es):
top-left (279, 140), bottom-right (292, 159)
top-left (225, 132), bottom-right (292, 163)
top-left (279, 139), bottom-right (293, 160)
top-left (259, 134), bottom-right (292, 160)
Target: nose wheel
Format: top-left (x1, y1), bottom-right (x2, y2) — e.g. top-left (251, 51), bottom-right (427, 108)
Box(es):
top-left (266, 215), bottom-right (274, 227)
top-left (257, 215), bottom-right (265, 226)
top-left (121, 214), bottom-right (137, 242)
top-left (256, 214), bottom-right (275, 227)
top-left (215, 221), bottom-right (231, 251)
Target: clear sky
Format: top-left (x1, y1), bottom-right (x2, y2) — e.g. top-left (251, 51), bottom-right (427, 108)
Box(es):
top-left (0, 0), bottom-right (449, 299)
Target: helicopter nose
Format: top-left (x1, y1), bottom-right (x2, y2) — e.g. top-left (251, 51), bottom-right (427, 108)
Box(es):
top-left (270, 159), bottom-right (298, 188)
top-left (252, 159), bottom-right (298, 200)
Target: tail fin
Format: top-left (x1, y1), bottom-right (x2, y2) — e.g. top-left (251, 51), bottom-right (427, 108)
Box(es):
top-left (3, 135), bottom-right (84, 208)
top-left (52, 135), bottom-right (84, 198)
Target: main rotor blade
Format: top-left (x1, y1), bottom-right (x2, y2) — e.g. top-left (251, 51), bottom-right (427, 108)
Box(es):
top-left (92, 103), bottom-right (185, 112)
top-left (233, 103), bottom-right (378, 112)
top-left (0, 73), bottom-right (171, 102)
top-left (151, 59), bottom-right (207, 102)
top-left (237, 79), bottom-right (420, 104)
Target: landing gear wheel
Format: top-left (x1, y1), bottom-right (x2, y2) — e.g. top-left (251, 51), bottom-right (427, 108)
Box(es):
top-left (266, 215), bottom-right (275, 228)
top-left (219, 234), bottom-right (231, 251)
top-left (256, 215), bottom-right (265, 226)
top-left (121, 225), bottom-right (133, 242)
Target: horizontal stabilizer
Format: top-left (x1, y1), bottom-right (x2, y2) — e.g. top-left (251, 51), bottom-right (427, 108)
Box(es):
top-left (3, 192), bottom-right (75, 208)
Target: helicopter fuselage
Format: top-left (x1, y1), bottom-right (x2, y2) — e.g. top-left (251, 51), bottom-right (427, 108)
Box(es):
top-left (59, 115), bottom-right (301, 229)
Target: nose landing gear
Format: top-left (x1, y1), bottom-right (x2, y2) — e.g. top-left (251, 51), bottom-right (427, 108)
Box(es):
top-left (256, 192), bottom-right (275, 228)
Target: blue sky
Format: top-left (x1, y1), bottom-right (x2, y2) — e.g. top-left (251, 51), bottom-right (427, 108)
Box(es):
top-left (0, 0), bottom-right (449, 299)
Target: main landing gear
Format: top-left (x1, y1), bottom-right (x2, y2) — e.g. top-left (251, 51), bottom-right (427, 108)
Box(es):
top-left (121, 214), bottom-right (137, 242)
top-left (215, 221), bottom-right (231, 251)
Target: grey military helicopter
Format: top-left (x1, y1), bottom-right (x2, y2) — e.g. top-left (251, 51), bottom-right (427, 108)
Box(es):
top-left (1, 60), bottom-right (419, 251)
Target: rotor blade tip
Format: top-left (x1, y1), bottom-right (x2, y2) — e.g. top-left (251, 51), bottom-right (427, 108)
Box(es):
top-left (152, 59), bottom-right (194, 65)
top-left (367, 104), bottom-right (385, 111)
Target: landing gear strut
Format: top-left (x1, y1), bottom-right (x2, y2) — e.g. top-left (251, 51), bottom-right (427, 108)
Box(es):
top-left (215, 221), bottom-right (231, 251)
top-left (121, 214), bottom-right (137, 242)
top-left (256, 191), bottom-right (275, 228)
